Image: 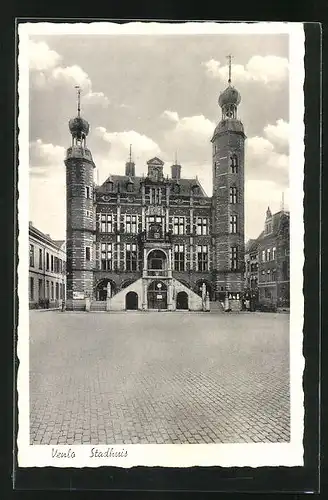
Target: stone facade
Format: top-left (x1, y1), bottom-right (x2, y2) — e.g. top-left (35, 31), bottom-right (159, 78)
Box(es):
top-left (65, 80), bottom-right (246, 311)
top-left (29, 222), bottom-right (66, 309)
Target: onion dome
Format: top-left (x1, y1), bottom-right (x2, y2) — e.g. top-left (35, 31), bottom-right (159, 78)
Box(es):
top-left (218, 85), bottom-right (241, 108)
top-left (69, 116), bottom-right (90, 139)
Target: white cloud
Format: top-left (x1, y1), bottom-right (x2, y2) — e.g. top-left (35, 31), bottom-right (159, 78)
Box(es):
top-left (94, 127), bottom-right (162, 181)
top-left (29, 139), bottom-right (65, 169)
top-left (28, 40), bottom-right (62, 71)
top-left (162, 110), bottom-right (179, 122)
top-left (264, 119), bottom-right (289, 152)
top-left (29, 40), bottom-right (109, 107)
top-left (203, 55), bottom-right (289, 85)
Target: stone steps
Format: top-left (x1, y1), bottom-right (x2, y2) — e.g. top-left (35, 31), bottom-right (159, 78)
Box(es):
top-left (209, 301), bottom-right (225, 313)
top-left (90, 301), bottom-right (107, 312)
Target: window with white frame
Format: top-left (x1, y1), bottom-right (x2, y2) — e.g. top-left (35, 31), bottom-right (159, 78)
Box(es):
top-left (126, 215), bottom-right (137, 234)
top-left (85, 186), bottom-right (92, 199)
top-left (262, 250), bottom-right (266, 262)
top-left (197, 245), bottom-right (208, 271)
top-left (174, 217), bottom-right (184, 235)
top-left (29, 244), bottom-right (34, 267)
top-left (266, 248), bottom-right (271, 261)
top-left (229, 215), bottom-right (238, 234)
top-left (230, 155), bottom-right (238, 173)
top-left (100, 214), bottom-right (113, 233)
top-left (230, 246), bottom-right (238, 271)
top-left (101, 243), bottom-right (112, 271)
top-left (229, 186), bottom-right (237, 204)
top-left (272, 247), bottom-right (276, 260)
top-left (126, 243), bottom-right (137, 271)
top-left (174, 244), bottom-right (185, 271)
top-left (196, 217), bottom-right (208, 235)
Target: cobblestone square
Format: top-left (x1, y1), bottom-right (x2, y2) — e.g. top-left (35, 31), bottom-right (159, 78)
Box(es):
top-left (29, 311), bottom-right (290, 445)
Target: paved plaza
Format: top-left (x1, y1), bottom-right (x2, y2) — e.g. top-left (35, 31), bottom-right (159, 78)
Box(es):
top-left (29, 311), bottom-right (290, 445)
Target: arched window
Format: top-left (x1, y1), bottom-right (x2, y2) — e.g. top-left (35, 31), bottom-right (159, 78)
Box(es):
top-left (230, 155), bottom-right (238, 173)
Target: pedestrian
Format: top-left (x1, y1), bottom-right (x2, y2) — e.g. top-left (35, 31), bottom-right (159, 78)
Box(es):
top-left (245, 299), bottom-right (250, 311)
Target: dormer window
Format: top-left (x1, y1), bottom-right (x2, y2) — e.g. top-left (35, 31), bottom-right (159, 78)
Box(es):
top-left (106, 181), bottom-right (114, 193)
top-left (127, 182), bottom-right (134, 192)
top-left (230, 154), bottom-right (238, 173)
top-left (192, 185), bottom-right (200, 196)
top-left (173, 183), bottom-right (180, 194)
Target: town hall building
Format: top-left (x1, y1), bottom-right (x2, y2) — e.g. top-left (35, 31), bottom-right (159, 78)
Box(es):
top-left (65, 67), bottom-right (246, 312)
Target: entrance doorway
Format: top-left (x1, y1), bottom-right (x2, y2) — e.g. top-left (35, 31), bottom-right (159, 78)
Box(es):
top-left (126, 291), bottom-right (138, 310)
top-left (176, 291), bottom-right (188, 310)
top-left (147, 280), bottom-right (167, 310)
top-left (95, 279), bottom-right (116, 301)
top-left (147, 249), bottom-right (167, 275)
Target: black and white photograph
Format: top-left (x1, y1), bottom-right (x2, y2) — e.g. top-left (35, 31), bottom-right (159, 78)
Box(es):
top-left (17, 21), bottom-right (304, 469)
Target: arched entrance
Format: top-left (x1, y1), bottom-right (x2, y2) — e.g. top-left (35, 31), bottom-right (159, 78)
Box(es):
top-left (126, 291), bottom-right (138, 310)
top-left (95, 279), bottom-right (117, 301)
top-left (147, 249), bottom-right (167, 276)
top-left (147, 280), bottom-right (167, 310)
top-left (176, 291), bottom-right (188, 310)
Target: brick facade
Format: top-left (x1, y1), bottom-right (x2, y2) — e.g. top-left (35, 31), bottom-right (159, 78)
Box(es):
top-left (65, 82), bottom-right (246, 311)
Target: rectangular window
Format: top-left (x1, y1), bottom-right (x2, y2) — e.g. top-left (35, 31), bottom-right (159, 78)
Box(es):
top-left (29, 277), bottom-right (34, 300)
top-left (197, 245), bottom-right (208, 272)
top-left (229, 186), bottom-right (237, 204)
top-left (230, 155), bottom-right (238, 173)
top-left (46, 252), bottom-right (49, 271)
top-left (86, 246), bottom-right (91, 261)
top-left (229, 215), bottom-right (238, 234)
top-left (38, 279), bottom-right (43, 299)
top-left (50, 255), bottom-right (54, 272)
top-left (266, 248), bottom-right (271, 261)
top-left (272, 247), bottom-right (276, 260)
top-left (174, 244), bottom-right (185, 271)
top-left (262, 250), bottom-right (266, 262)
top-left (38, 248), bottom-right (43, 269)
top-left (126, 215), bottom-right (137, 234)
top-left (272, 269), bottom-right (277, 282)
top-left (100, 213), bottom-right (113, 233)
top-left (55, 282), bottom-right (59, 300)
top-left (85, 186), bottom-right (91, 199)
top-left (101, 243), bottom-right (112, 270)
top-left (230, 246), bottom-right (238, 271)
top-left (196, 217), bottom-right (208, 235)
top-left (29, 244), bottom-right (34, 267)
top-left (86, 210), bottom-right (92, 217)
top-left (46, 280), bottom-right (49, 298)
top-left (51, 281), bottom-right (54, 300)
top-left (126, 243), bottom-right (137, 271)
top-left (174, 217), bottom-right (184, 235)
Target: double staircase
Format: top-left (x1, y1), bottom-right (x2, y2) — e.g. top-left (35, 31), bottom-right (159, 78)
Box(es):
top-left (209, 301), bottom-right (225, 313)
top-left (90, 300), bottom-right (107, 312)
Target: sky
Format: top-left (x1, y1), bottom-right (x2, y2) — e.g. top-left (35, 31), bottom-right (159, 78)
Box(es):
top-left (27, 29), bottom-right (290, 241)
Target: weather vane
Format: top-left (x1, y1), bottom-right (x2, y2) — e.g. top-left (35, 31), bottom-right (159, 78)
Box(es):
top-left (75, 85), bottom-right (81, 117)
top-left (226, 54), bottom-right (233, 85)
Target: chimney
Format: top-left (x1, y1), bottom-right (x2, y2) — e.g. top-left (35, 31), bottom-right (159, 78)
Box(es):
top-left (171, 163), bottom-right (181, 181)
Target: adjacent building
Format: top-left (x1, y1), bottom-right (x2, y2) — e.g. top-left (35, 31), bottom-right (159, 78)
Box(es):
top-left (244, 208), bottom-right (290, 308)
top-left (65, 69), bottom-right (246, 311)
top-left (29, 222), bottom-right (67, 308)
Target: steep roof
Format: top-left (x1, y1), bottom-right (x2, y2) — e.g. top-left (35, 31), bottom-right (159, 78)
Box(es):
top-left (96, 174), bottom-right (208, 197)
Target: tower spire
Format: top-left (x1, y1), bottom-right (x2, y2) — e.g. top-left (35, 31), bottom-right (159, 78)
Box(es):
top-left (281, 191), bottom-right (285, 213)
top-left (226, 54), bottom-right (233, 85)
top-left (175, 150), bottom-right (178, 165)
top-left (129, 144), bottom-right (132, 163)
top-left (75, 85), bottom-right (81, 117)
